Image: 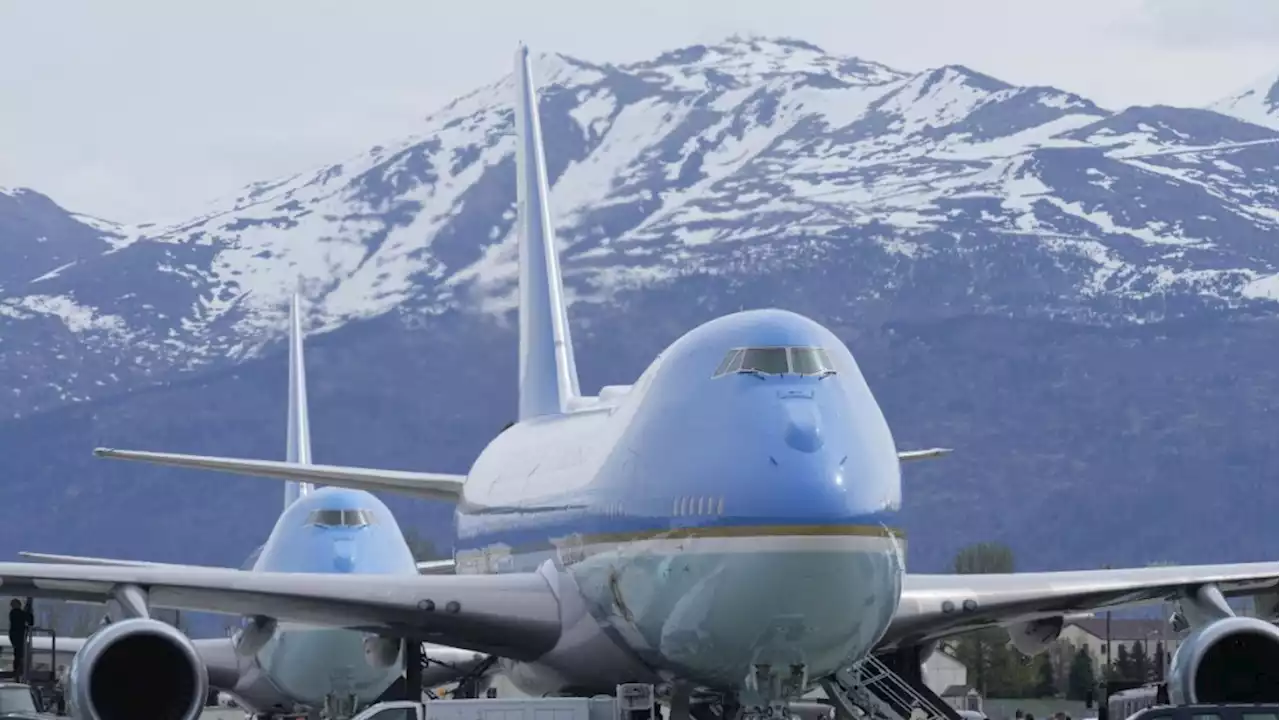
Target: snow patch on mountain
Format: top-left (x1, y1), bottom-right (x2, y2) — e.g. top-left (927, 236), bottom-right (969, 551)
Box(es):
top-left (0, 37), bottom-right (1276, 419)
top-left (1208, 72), bottom-right (1279, 129)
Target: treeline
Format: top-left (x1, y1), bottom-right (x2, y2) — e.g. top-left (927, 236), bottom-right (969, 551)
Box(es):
top-left (946, 543), bottom-right (1171, 700)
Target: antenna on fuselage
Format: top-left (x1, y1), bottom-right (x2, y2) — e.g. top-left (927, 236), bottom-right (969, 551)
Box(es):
top-left (284, 291), bottom-right (316, 508)
top-left (513, 43), bottom-right (581, 421)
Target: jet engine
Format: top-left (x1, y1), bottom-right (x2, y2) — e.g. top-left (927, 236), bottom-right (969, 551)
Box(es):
top-left (1167, 616), bottom-right (1278, 705)
top-left (364, 634), bottom-right (402, 669)
top-left (1007, 616), bottom-right (1064, 656)
top-left (68, 617), bottom-right (209, 720)
top-left (916, 639), bottom-right (940, 665)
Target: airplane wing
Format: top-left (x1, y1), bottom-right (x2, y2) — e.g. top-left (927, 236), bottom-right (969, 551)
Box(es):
top-left (92, 448), bottom-right (465, 502)
top-left (0, 634), bottom-right (85, 655)
top-left (18, 551), bottom-right (213, 569)
top-left (0, 562), bottom-right (560, 661)
top-left (882, 561), bottom-right (1279, 648)
top-left (897, 448), bottom-right (952, 462)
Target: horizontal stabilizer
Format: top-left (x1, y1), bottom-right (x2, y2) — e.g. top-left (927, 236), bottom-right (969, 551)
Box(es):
top-left (93, 448), bottom-right (465, 502)
top-left (416, 560), bottom-right (457, 575)
top-left (898, 448), bottom-right (953, 462)
top-left (20, 551), bottom-right (212, 570)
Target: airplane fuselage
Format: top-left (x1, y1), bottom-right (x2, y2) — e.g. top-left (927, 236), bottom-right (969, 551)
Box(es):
top-left (456, 309), bottom-right (906, 699)
top-left (226, 487), bottom-right (417, 715)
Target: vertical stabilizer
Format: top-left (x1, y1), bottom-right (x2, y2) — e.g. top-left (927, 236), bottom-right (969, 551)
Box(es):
top-left (284, 293), bottom-right (315, 508)
top-left (514, 44), bottom-right (581, 420)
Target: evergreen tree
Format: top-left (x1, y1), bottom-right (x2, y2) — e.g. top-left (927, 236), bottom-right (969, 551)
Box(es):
top-left (1067, 645), bottom-right (1097, 700)
top-left (1034, 653), bottom-right (1057, 697)
top-left (950, 542), bottom-right (1022, 695)
top-left (1129, 641), bottom-right (1148, 683)
top-left (953, 542), bottom-right (1015, 575)
top-left (1116, 643), bottom-right (1132, 680)
top-left (1151, 641), bottom-right (1166, 682)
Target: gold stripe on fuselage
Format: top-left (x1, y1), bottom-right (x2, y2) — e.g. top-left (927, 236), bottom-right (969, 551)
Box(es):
top-left (455, 523), bottom-right (905, 561)
top-left (573, 523), bottom-right (906, 545)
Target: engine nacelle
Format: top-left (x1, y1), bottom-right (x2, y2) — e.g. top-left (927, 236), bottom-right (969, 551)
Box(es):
top-left (1008, 616), bottom-right (1064, 656)
top-left (916, 639), bottom-right (940, 665)
top-left (231, 615), bottom-right (277, 657)
top-left (363, 634), bottom-right (402, 669)
top-left (1167, 616), bottom-right (1279, 705)
top-left (68, 617), bottom-right (209, 720)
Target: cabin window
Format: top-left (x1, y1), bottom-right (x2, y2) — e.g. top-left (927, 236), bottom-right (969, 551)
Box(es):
top-left (307, 509), bottom-right (374, 528)
top-left (713, 346), bottom-right (836, 377)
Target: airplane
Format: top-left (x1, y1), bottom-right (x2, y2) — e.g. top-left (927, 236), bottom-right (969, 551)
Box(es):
top-left (10, 294), bottom-right (485, 719)
top-left (1, 42), bottom-right (1276, 720)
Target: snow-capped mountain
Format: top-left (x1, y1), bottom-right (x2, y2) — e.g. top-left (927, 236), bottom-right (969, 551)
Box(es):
top-left (1208, 72), bottom-right (1279, 129)
top-left (0, 37), bottom-right (1276, 572)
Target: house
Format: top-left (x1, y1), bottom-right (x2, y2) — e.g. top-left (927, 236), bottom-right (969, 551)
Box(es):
top-left (923, 646), bottom-right (969, 697)
top-left (1060, 618), bottom-right (1180, 673)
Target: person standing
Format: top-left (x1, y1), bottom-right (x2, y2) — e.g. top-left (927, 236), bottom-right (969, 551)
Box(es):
top-left (7, 598), bottom-right (33, 680)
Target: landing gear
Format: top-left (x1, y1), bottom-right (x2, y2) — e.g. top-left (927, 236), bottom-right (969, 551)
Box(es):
top-left (740, 663), bottom-right (808, 720)
top-left (321, 693), bottom-right (358, 719)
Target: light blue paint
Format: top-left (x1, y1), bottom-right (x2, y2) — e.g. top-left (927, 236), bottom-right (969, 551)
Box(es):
top-left (455, 308), bottom-right (905, 696)
top-left (251, 486), bottom-right (416, 707)
top-left (228, 294), bottom-right (419, 713)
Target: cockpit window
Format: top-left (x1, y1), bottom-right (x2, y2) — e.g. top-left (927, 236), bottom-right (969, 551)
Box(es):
top-left (713, 348), bottom-right (745, 376)
top-left (789, 347), bottom-right (834, 375)
top-left (713, 346), bottom-right (836, 378)
top-left (741, 347), bottom-right (790, 375)
top-left (307, 509), bottom-right (375, 528)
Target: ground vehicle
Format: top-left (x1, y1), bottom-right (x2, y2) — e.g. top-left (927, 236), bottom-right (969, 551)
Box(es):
top-left (0, 682), bottom-right (55, 719)
top-left (1108, 685), bottom-right (1166, 720)
top-left (1124, 705), bottom-right (1277, 720)
top-left (350, 696), bottom-right (621, 720)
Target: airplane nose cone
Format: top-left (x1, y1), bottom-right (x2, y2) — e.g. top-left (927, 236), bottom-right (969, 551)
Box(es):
top-left (782, 397), bottom-right (824, 453)
top-left (333, 538), bottom-right (355, 573)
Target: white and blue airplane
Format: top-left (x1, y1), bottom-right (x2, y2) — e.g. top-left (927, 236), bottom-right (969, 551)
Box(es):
top-left (2, 43), bottom-right (1276, 720)
top-left (12, 294), bottom-right (483, 719)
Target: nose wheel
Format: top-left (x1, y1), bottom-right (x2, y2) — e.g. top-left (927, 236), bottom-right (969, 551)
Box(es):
top-left (739, 663), bottom-right (809, 720)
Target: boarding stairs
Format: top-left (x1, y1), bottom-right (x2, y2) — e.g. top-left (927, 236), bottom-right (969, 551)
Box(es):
top-left (821, 654), bottom-right (961, 720)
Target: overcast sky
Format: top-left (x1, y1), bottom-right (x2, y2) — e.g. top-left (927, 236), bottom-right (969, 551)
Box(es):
top-left (0, 0), bottom-right (1275, 223)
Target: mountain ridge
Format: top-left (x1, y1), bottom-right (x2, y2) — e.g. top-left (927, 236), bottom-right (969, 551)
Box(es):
top-left (0, 37), bottom-right (1275, 571)
top-left (1206, 71), bottom-right (1279, 129)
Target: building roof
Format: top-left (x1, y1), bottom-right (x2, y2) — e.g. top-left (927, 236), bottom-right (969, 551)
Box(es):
top-left (1066, 618), bottom-right (1171, 642)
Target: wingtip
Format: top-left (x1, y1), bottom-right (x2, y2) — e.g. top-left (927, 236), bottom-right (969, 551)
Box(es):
top-left (92, 447), bottom-right (110, 457)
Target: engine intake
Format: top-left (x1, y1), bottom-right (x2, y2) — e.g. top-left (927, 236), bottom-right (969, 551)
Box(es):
top-left (68, 617), bottom-right (209, 720)
top-left (1008, 616), bottom-right (1064, 656)
top-left (1167, 616), bottom-right (1278, 705)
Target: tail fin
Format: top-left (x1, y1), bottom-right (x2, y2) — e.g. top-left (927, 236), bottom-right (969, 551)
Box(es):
top-left (513, 44), bottom-right (581, 420)
top-left (284, 292), bottom-right (315, 508)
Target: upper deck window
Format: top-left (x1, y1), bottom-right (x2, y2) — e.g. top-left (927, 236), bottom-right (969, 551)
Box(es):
top-left (307, 509), bottom-right (375, 528)
top-left (713, 346), bottom-right (836, 378)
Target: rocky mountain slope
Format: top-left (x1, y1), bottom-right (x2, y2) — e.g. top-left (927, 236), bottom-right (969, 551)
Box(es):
top-left (0, 37), bottom-right (1275, 571)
